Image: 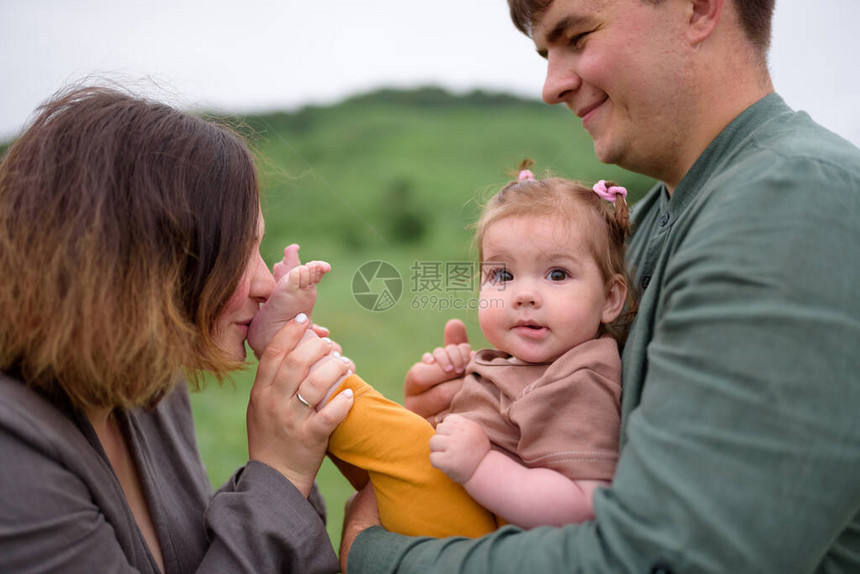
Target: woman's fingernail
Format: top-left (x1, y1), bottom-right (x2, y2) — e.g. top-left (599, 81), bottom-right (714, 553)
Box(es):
top-left (341, 356), bottom-right (352, 364)
top-left (295, 313), bottom-right (308, 324)
top-left (342, 388), bottom-right (354, 399)
top-left (333, 350), bottom-right (341, 358)
top-left (322, 337), bottom-right (333, 345)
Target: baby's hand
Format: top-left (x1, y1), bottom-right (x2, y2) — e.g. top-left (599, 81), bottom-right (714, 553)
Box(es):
top-left (429, 414), bottom-right (490, 484)
top-left (403, 341), bottom-right (473, 426)
top-left (420, 341), bottom-right (473, 376)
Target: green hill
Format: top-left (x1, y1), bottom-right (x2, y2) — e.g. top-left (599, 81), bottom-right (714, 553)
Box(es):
top-left (238, 86), bottom-right (652, 257)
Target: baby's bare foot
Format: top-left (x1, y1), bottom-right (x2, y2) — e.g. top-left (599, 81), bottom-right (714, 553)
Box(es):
top-left (247, 249), bottom-right (330, 357)
top-left (273, 244), bottom-right (302, 282)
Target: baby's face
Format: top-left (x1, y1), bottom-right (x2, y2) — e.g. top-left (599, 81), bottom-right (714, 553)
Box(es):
top-left (477, 214), bottom-right (615, 363)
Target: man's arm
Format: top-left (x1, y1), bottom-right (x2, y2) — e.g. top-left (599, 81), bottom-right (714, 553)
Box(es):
top-left (344, 162), bottom-right (860, 573)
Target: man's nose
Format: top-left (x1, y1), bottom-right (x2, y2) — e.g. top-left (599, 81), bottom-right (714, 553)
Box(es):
top-left (542, 52), bottom-right (582, 105)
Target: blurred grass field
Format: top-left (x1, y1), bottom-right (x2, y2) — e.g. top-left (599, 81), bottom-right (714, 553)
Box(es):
top-left (188, 87), bottom-right (655, 547)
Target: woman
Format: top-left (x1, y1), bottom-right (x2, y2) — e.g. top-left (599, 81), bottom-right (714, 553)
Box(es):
top-left (0, 85), bottom-right (354, 573)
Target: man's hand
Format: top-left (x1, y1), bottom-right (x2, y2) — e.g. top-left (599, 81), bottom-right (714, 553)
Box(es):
top-left (340, 484), bottom-right (380, 573)
top-left (404, 319), bottom-right (471, 422)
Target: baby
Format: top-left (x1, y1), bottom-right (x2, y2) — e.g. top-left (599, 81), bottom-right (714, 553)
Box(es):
top-left (248, 163), bottom-right (634, 536)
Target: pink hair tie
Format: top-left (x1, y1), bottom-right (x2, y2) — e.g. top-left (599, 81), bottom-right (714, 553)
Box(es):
top-left (592, 180), bottom-right (627, 201)
top-left (518, 169), bottom-right (535, 182)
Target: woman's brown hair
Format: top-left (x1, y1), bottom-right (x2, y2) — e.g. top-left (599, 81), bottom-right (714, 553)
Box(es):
top-left (0, 84), bottom-right (260, 409)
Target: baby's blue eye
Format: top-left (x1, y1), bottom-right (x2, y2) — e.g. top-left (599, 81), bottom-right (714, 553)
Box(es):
top-left (486, 267), bottom-right (512, 284)
top-left (547, 269), bottom-right (568, 281)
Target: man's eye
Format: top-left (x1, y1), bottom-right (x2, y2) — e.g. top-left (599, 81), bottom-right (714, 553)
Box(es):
top-left (568, 31), bottom-right (589, 50)
top-left (547, 269), bottom-right (568, 281)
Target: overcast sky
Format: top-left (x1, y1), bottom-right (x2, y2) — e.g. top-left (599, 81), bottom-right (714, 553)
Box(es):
top-left (1, 0), bottom-right (858, 147)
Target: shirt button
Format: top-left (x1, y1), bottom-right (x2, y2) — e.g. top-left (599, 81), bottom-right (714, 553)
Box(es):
top-left (641, 275), bottom-right (651, 289)
top-left (659, 212), bottom-right (670, 226)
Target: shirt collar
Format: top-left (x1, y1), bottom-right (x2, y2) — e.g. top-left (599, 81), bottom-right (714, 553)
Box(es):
top-left (668, 93), bottom-right (790, 212)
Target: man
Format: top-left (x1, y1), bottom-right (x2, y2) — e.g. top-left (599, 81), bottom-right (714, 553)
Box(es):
top-left (341, 0), bottom-right (860, 571)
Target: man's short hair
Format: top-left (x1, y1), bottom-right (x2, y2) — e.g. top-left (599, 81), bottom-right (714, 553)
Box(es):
top-left (508, 0), bottom-right (775, 53)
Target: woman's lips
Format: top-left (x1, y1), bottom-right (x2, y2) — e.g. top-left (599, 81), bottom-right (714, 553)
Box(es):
top-left (235, 321), bottom-right (251, 337)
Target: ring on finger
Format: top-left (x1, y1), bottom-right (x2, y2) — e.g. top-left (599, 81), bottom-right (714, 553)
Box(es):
top-left (296, 392), bottom-right (312, 408)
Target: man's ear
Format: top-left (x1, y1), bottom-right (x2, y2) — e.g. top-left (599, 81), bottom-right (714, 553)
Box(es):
top-left (686, 0), bottom-right (723, 47)
top-left (601, 275), bottom-right (627, 325)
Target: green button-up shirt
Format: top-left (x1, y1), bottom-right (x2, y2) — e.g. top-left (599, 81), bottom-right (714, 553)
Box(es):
top-left (349, 94), bottom-right (860, 573)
